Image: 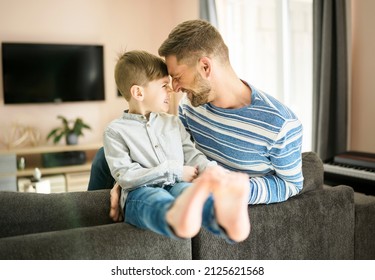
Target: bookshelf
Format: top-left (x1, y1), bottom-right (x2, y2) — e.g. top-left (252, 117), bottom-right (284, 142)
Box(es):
top-left (0, 143), bottom-right (102, 192)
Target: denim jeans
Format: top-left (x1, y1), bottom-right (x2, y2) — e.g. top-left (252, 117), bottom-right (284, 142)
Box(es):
top-left (124, 182), bottom-right (233, 243)
top-left (87, 147), bottom-right (115, 191)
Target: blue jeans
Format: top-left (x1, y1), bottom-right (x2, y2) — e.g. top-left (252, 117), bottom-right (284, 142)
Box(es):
top-left (87, 147), bottom-right (115, 191)
top-left (124, 182), bottom-right (233, 243)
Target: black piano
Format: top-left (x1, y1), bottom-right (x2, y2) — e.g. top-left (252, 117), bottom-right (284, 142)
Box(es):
top-left (323, 151), bottom-right (375, 196)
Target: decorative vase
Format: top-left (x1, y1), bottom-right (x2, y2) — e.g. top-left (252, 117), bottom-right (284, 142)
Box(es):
top-left (66, 133), bottom-right (78, 145)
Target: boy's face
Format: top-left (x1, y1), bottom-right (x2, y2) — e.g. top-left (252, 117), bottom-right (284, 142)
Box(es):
top-left (143, 76), bottom-right (172, 113)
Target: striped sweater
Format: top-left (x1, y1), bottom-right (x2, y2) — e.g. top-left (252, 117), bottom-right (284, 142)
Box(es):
top-left (178, 83), bottom-right (304, 204)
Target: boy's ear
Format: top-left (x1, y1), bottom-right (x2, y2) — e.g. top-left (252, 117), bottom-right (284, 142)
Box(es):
top-left (130, 85), bottom-right (144, 101)
top-left (199, 57), bottom-right (211, 78)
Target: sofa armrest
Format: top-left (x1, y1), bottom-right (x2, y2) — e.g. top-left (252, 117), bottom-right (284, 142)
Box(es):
top-left (354, 192), bottom-right (375, 259)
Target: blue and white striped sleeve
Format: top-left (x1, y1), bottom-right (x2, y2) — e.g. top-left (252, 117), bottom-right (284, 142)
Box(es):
top-left (248, 118), bottom-right (304, 204)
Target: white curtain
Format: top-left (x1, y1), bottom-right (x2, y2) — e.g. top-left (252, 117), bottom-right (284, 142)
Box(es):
top-left (209, 0), bottom-right (313, 152)
top-left (199, 0), bottom-right (218, 27)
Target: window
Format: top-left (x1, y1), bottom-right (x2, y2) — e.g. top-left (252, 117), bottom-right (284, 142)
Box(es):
top-left (216, 0), bottom-right (313, 151)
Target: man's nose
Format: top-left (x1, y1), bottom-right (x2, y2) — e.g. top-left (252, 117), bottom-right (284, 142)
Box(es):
top-left (172, 79), bottom-right (180, 92)
top-left (167, 85), bottom-right (176, 95)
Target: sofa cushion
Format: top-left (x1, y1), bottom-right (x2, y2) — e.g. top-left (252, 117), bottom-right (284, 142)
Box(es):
top-left (0, 223), bottom-right (192, 260)
top-left (192, 185), bottom-right (354, 260)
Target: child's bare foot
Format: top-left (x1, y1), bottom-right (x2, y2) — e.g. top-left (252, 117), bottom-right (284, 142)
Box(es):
top-left (166, 180), bottom-right (211, 238)
top-left (202, 166), bottom-right (251, 242)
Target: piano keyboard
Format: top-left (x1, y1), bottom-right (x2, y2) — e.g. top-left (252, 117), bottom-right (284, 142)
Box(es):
top-left (324, 163), bottom-right (375, 182)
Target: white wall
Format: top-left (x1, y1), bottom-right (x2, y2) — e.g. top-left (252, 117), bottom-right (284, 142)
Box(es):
top-left (0, 0), bottom-right (198, 148)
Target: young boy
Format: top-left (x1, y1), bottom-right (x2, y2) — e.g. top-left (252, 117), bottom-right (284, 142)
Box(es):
top-left (104, 50), bottom-right (250, 242)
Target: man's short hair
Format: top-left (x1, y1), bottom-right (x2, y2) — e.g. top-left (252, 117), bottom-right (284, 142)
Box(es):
top-left (158, 19), bottom-right (229, 66)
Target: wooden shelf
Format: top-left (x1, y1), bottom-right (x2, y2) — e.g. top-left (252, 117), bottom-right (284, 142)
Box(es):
top-left (16, 163), bottom-right (93, 177)
top-left (0, 143), bottom-right (102, 192)
top-left (0, 143), bottom-right (102, 155)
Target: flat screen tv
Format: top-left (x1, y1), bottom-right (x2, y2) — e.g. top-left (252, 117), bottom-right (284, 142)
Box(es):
top-left (1, 42), bottom-right (105, 104)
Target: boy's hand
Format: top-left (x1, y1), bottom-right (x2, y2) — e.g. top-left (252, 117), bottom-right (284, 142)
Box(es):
top-left (182, 165), bottom-right (198, 182)
top-left (109, 183), bottom-right (123, 222)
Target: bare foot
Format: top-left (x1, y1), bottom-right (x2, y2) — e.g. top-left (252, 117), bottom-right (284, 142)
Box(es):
top-left (203, 166), bottom-right (251, 242)
top-left (166, 180), bottom-right (211, 239)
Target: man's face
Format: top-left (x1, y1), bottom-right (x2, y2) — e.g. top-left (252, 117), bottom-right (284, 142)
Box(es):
top-left (165, 55), bottom-right (212, 107)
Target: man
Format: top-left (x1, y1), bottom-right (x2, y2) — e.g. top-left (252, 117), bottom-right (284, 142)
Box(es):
top-left (102, 50), bottom-right (250, 242)
top-left (92, 19), bottom-right (303, 222)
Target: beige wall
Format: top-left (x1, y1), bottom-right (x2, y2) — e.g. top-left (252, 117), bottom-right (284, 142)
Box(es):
top-left (0, 0), bottom-right (198, 148)
top-left (350, 0), bottom-right (375, 153)
top-left (1, 0), bottom-right (373, 154)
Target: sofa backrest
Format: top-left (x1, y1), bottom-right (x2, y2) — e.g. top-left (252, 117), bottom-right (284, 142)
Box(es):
top-left (0, 189), bottom-right (112, 239)
top-left (300, 151), bottom-right (324, 193)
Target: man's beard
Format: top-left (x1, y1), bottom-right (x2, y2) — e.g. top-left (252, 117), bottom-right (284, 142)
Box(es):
top-left (184, 73), bottom-right (211, 107)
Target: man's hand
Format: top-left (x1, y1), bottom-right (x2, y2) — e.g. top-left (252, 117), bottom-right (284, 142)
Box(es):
top-left (109, 183), bottom-right (123, 222)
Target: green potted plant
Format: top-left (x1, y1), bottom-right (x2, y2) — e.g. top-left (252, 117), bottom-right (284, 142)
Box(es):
top-left (46, 115), bottom-right (91, 145)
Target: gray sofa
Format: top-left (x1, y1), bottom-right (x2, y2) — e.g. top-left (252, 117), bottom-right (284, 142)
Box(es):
top-left (0, 152), bottom-right (374, 260)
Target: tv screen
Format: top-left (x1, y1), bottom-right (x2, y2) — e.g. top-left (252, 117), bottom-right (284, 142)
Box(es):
top-left (1, 42), bottom-right (105, 104)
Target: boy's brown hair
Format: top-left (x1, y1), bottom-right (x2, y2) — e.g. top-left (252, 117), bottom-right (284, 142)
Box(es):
top-left (115, 50), bottom-right (168, 101)
top-left (158, 19), bottom-right (229, 66)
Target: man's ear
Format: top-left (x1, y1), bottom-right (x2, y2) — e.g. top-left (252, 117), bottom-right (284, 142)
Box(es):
top-left (130, 85), bottom-right (144, 101)
top-left (199, 57), bottom-right (212, 78)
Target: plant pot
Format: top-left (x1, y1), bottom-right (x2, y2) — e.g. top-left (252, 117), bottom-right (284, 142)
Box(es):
top-left (66, 133), bottom-right (78, 145)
